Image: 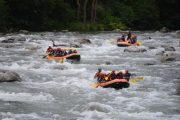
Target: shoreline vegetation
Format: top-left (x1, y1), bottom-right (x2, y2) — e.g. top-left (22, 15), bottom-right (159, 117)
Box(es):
top-left (0, 0), bottom-right (180, 32)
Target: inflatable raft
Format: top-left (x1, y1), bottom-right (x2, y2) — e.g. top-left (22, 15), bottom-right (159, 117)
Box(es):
top-left (117, 41), bottom-right (140, 47)
top-left (47, 52), bottom-right (81, 61)
top-left (96, 79), bottom-right (129, 90)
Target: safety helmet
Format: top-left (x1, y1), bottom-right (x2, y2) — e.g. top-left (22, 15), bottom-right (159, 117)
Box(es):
top-left (125, 69), bottom-right (128, 73)
top-left (118, 70), bottom-right (122, 73)
top-left (112, 70), bottom-right (115, 72)
top-left (98, 68), bottom-right (102, 72)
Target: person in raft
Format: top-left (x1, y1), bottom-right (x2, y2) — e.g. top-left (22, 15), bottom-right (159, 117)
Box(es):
top-left (94, 69), bottom-right (132, 82)
top-left (126, 31), bottom-right (137, 44)
top-left (123, 69), bottom-right (131, 81)
top-left (94, 68), bottom-right (104, 82)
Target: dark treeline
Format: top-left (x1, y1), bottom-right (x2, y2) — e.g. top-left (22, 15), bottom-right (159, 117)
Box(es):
top-left (0, 0), bottom-right (180, 32)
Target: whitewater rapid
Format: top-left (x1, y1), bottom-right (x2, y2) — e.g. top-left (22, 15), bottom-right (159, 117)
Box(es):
top-left (0, 31), bottom-right (180, 120)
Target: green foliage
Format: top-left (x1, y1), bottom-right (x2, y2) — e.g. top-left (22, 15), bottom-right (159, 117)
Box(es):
top-left (69, 22), bottom-right (105, 31)
top-left (0, 0), bottom-right (179, 31)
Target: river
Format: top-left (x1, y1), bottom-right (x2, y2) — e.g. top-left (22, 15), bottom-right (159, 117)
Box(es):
top-left (0, 31), bottom-right (180, 120)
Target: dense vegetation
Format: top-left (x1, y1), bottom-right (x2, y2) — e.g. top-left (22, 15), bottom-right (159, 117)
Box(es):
top-left (0, 0), bottom-right (180, 32)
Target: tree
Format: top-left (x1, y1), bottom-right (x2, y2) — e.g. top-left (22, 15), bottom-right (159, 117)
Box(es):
top-left (83, 0), bottom-right (88, 23)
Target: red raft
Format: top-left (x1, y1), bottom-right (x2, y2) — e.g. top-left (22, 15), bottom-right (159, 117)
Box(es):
top-left (96, 79), bottom-right (129, 90)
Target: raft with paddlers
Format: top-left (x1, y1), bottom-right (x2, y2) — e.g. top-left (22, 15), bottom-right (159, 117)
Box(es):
top-left (96, 79), bottom-right (129, 90)
top-left (47, 52), bottom-right (80, 61)
top-left (92, 69), bottom-right (143, 90)
top-left (45, 46), bottom-right (81, 62)
top-left (117, 41), bottom-right (141, 47)
top-left (116, 32), bottom-right (141, 47)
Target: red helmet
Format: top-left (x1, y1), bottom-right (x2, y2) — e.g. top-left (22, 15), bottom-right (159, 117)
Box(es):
top-left (125, 69), bottom-right (128, 73)
top-left (112, 70), bottom-right (115, 72)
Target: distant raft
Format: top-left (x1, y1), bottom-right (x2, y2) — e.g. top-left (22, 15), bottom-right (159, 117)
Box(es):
top-left (47, 52), bottom-right (81, 61)
top-left (96, 79), bottom-right (129, 90)
top-left (117, 41), bottom-right (141, 47)
top-left (45, 47), bottom-right (81, 62)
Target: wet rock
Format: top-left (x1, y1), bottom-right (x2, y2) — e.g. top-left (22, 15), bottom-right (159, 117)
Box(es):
top-left (175, 30), bottom-right (180, 38)
top-left (1, 37), bottom-right (26, 43)
top-left (160, 27), bottom-right (170, 33)
top-left (19, 30), bottom-right (29, 34)
top-left (1, 38), bottom-right (15, 43)
top-left (124, 46), bottom-right (147, 53)
top-left (79, 39), bottom-right (91, 44)
top-left (0, 70), bottom-right (22, 82)
top-left (70, 43), bottom-right (82, 48)
top-left (144, 63), bottom-right (155, 66)
top-left (105, 61), bottom-right (111, 65)
top-left (161, 51), bottom-right (176, 62)
top-left (161, 45), bottom-right (176, 51)
top-left (148, 46), bottom-right (156, 49)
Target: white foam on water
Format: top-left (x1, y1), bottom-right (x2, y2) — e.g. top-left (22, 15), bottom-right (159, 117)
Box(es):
top-left (0, 112), bottom-right (60, 120)
top-left (0, 91), bottom-right (54, 103)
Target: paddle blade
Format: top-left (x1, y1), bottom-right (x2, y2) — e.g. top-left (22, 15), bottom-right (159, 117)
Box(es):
top-left (59, 58), bottom-right (63, 64)
top-left (137, 40), bottom-right (142, 45)
top-left (137, 76), bottom-right (143, 80)
top-left (130, 77), bottom-right (137, 83)
top-left (90, 83), bottom-right (98, 88)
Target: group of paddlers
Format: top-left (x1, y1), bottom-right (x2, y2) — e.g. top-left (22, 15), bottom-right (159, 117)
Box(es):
top-left (117, 31), bottom-right (137, 44)
top-left (46, 46), bottom-right (77, 57)
top-left (94, 69), bottom-right (131, 83)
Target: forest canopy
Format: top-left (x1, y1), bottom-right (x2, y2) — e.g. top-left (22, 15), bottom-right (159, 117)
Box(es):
top-left (0, 0), bottom-right (180, 32)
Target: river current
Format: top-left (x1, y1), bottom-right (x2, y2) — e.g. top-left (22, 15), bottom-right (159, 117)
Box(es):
top-left (0, 31), bottom-right (180, 120)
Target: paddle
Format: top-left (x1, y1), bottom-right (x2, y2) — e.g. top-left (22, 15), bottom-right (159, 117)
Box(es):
top-left (137, 40), bottom-right (142, 45)
top-left (130, 76), bottom-right (144, 84)
top-left (90, 82), bottom-right (98, 88)
top-left (59, 58), bottom-right (64, 64)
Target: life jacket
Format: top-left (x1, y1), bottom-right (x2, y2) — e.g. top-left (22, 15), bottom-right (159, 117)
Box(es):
top-left (108, 72), bottom-right (116, 80)
top-left (124, 73), bottom-right (131, 81)
top-left (116, 72), bottom-right (123, 79)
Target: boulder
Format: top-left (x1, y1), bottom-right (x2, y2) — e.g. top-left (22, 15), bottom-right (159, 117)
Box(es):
top-left (148, 46), bottom-right (156, 49)
top-left (175, 30), bottom-right (180, 38)
top-left (79, 39), bottom-right (91, 44)
top-left (105, 61), bottom-right (111, 65)
top-left (1, 37), bottom-right (26, 43)
top-left (16, 37), bottom-right (26, 41)
top-left (124, 46), bottom-right (147, 53)
top-left (160, 27), bottom-right (170, 33)
top-left (161, 45), bottom-right (176, 51)
top-left (1, 38), bottom-right (15, 43)
top-left (0, 70), bottom-right (22, 82)
top-left (70, 43), bottom-right (82, 48)
top-left (19, 30), bottom-right (29, 34)
top-left (161, 51), bottom-right (176, 62)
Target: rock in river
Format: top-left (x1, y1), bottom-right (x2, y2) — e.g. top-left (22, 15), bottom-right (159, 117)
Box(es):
top-left (0, 70), bottom-right (22, 82)
top-left (79, 39), bottom-right (91, 44)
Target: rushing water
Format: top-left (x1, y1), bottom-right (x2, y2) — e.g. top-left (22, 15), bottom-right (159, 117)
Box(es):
top-left (0, 31), bottom-right (180, 120)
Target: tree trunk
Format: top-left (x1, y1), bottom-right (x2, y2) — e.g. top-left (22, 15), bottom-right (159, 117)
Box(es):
top-left (93, 0), bottom-right (97, 22)
top-left (83, 0), bottom-right (88, 23)
top-left (77, 0), bottom-right (81, 19)
top-left (91, 0), bottom-right (95, 22)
